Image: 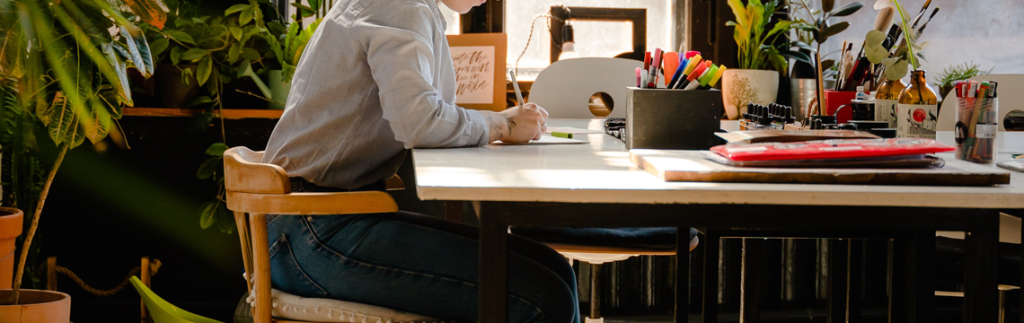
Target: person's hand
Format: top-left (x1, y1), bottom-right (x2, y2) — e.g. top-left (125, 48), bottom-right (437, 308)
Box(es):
top-left (485, 103), bottom-right (549, 143)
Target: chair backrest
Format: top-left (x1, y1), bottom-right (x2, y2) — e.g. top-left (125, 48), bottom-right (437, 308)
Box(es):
top-left (529, 57), bottom-right (643, 119)
top-left (131, 276), bottom-right (223, 323)
top-left (937, 74), bottom-right (1023, 132)
top-left (224, 147), bottom-right (290, 194)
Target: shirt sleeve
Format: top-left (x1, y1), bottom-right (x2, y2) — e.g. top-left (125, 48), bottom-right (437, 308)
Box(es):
top-left (362, 5), bottom-right (490, 149)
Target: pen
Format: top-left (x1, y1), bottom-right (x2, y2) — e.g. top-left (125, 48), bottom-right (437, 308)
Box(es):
top-left (550, 131), bottom-right (573, 139)
top-left (649, 48), bottom-right (663, 88)
top-left (698, 66), bottom-right (727, 90)
top-left (668, 59), bottom-right (688, 89)
top-left (635, 67), bottom-right (642, 87)
top-left (510, 71), bottom-right (525, 106)
top-left (663, 52), bottom-right (680, 87)
top-left (683, 67), bottom-right (711, 90)
top-left (677, 61), bottom-right (708, 90)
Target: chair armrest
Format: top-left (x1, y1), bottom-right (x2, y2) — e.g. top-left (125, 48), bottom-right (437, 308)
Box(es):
top-left (227, 191), bottom-right (399, 215)
top-left (386, 175), bottom-right (405, 191)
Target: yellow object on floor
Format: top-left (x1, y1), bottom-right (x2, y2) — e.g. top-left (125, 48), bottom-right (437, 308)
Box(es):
top-left (130, 276), bottom-right (223, 323)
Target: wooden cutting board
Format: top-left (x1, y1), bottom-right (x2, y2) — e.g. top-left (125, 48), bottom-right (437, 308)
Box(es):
top-left (629, 149), bottom-right (1011, 186)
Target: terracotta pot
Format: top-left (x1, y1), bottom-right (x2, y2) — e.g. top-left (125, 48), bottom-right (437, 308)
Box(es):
top-left (721, 69), bottom-right (779, 120)
top-left (0, 208), bottom-right (23, 290)
top-left (0, 289), bottom-right (71, 322)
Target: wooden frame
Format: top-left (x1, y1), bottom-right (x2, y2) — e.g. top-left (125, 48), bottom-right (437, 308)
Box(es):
top-left (549, 7), bottom-right (647, 63)
top-left (447, 33), bottom-right (507, 112)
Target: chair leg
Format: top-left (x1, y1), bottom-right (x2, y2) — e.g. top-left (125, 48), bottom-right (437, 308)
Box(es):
top-left (588, 263), bottom-right (603, 323)
top-left (141, 257), bottom-right (151, 323)
top-left (250, 213), bottom-right (273, 323)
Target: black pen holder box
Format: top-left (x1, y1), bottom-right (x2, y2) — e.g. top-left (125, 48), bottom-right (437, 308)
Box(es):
top-left (625, 87), bottom-right (724, 150)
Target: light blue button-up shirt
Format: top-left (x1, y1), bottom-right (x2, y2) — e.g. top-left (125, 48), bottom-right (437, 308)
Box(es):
top-left (263, 0), bottom-right (490, 189)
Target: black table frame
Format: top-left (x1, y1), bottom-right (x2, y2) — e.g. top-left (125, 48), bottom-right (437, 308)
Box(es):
top-left (477, 202), bottom-right (1001, 323)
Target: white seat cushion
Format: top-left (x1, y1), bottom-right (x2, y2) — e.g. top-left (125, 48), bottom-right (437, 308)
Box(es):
top-left (270, 289), bottom-right (444, 323)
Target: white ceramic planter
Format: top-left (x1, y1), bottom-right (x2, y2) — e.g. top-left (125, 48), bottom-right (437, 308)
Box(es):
top-left (721, 69), bottom-right (779, 120)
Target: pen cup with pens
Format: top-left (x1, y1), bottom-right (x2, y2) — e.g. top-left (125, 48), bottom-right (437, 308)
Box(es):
top-left (953, 80), bottom-right (999, 164)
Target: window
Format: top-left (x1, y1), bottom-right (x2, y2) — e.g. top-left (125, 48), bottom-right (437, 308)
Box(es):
top-left (506, 0), bottom-right (682, 79)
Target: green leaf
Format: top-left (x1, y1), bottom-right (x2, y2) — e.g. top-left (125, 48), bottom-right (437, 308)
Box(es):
top-left (187, 96), bottom-right (214, 107)
top-left (865, 30), bottom-right (886, 47)
top-left (268, 21), bottom-right (286, 36)
top-left (308, 0), bottom-right (321, 11)
top-left (170, 46), bottom-right (183, 65)
top-left (197, 56), bottom-right (212, 86)
top-left (46, 94), bottom-right (86, 148)
top-left (266, 34), bottom-right (285, 66)
top-left (205, 143), bottom-right (230, 156)
top-left (240, 6), bottom-right (255, 26)
top-left (822, 0), bottom-right (835, 13)
top-left (821, 59), bottom-right (835, 72)
top-left (119, 27), bottom-right (155, 77)
top-left (199, 201), bottom-right (217, 229)
top-left (241, 47), bottom-right (261, 61)
top-left (165, 30), bottom-right (195, 45)
top-left (230, 26), bottom-right (243, 41)
top-left (216, 203), bottom-right (234, 234)
top-left (197, 157), bottom-right (221, 179)
top-left (181, 48), bottom-right (208, 62)
top-left (174, 17), bottom-right (190, 28)
top-left (781, 50), bottom-right (811, 64)
top-left (820, 21), bottom-right (849, 42)
top-left (885, 59), bottom-right (910, 80)
top-left (830, 2), bottom-right (864, 17)
top-left (100, 44), bottom-right (133, 106)
top-left (82, 97), bottom-right (113, 144)
top-left (228, 42), bottom-right (241, 63)
top-left (225, 4), bottom-right (250, 16)
top-left (150, 38), bottom-right (170, 56)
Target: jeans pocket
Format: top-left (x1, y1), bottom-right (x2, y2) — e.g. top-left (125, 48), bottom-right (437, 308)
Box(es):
top-left (269, 234), bottom-right (329, 298)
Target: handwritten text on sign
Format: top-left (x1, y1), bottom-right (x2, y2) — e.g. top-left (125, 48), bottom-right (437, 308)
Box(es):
top-left (451, 46), bottom-right (495, 104)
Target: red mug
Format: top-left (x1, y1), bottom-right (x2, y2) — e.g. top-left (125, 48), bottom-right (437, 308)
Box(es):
top-left (824, 90), bottom-right (856, 124)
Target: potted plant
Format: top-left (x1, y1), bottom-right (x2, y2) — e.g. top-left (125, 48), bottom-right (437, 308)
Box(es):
top-left (265, 17), bottom-right (322, 109)
top-left (143, 0), bottom-right (280, 109)
top-left (0, 0), bottom-right (156, 319)
top-left (787, 0), bottom-right (863, 120)
top-left (721, 0), bottom-right (809, 119)
top-left (934, 62), bottom-right (991, 100)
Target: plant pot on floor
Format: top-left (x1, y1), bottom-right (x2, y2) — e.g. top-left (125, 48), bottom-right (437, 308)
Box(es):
top-left (721, 69), bottom-right (779, 120)
top-left (0, 208), bottom-right (23, 290)
top-left (0, 289), bottom-right (70, 322)
top-left (154, 63), bottom-right (200, 108)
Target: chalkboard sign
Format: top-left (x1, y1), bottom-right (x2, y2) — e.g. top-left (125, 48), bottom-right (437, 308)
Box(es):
top-left (447, 33), bottom-right (507, 112)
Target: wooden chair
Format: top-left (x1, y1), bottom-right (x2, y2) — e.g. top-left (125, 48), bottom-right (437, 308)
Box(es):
top-left (225, 146), bottom-right (437, 323)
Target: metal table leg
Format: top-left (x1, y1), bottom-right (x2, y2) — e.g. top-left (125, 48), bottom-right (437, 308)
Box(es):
top-left (703, 230), bottom-right (719, 323)
top-left (964, 211), bottom-right (999, 323)
top-left (677, 226), bottom-right (691, 323)
top-left (480, 214), bottom-right (508, 323)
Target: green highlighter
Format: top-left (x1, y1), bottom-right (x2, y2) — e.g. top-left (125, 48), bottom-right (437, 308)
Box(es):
top-left (550, 131), bottom-right (573, 139)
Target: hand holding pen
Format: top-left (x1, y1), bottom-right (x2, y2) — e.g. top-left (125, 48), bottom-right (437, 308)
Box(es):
top-left (501, 71), bottom-right (549, 143)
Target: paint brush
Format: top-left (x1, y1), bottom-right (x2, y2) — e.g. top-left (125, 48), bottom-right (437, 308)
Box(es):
top-left (910, 0), bottom-right (933, 29)
top-left (916, 7), bottom-right (940, 35)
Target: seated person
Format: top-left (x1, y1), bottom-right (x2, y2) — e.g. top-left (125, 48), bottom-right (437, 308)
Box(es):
top-left (261, 0), bottom-right (578, 322)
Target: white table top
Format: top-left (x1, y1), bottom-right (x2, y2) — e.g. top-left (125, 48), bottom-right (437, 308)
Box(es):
top-left (412, 119), bottom-right (1024, 209)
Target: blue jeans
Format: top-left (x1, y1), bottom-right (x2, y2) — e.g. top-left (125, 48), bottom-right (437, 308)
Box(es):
top-left (267, 181), bottom-right (580, 323)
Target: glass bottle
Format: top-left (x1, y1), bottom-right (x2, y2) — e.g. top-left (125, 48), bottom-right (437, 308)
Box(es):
top-left (896, 70), bottom-right (938, 138)
top-left (874, 77), bottom-right (906, 128)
